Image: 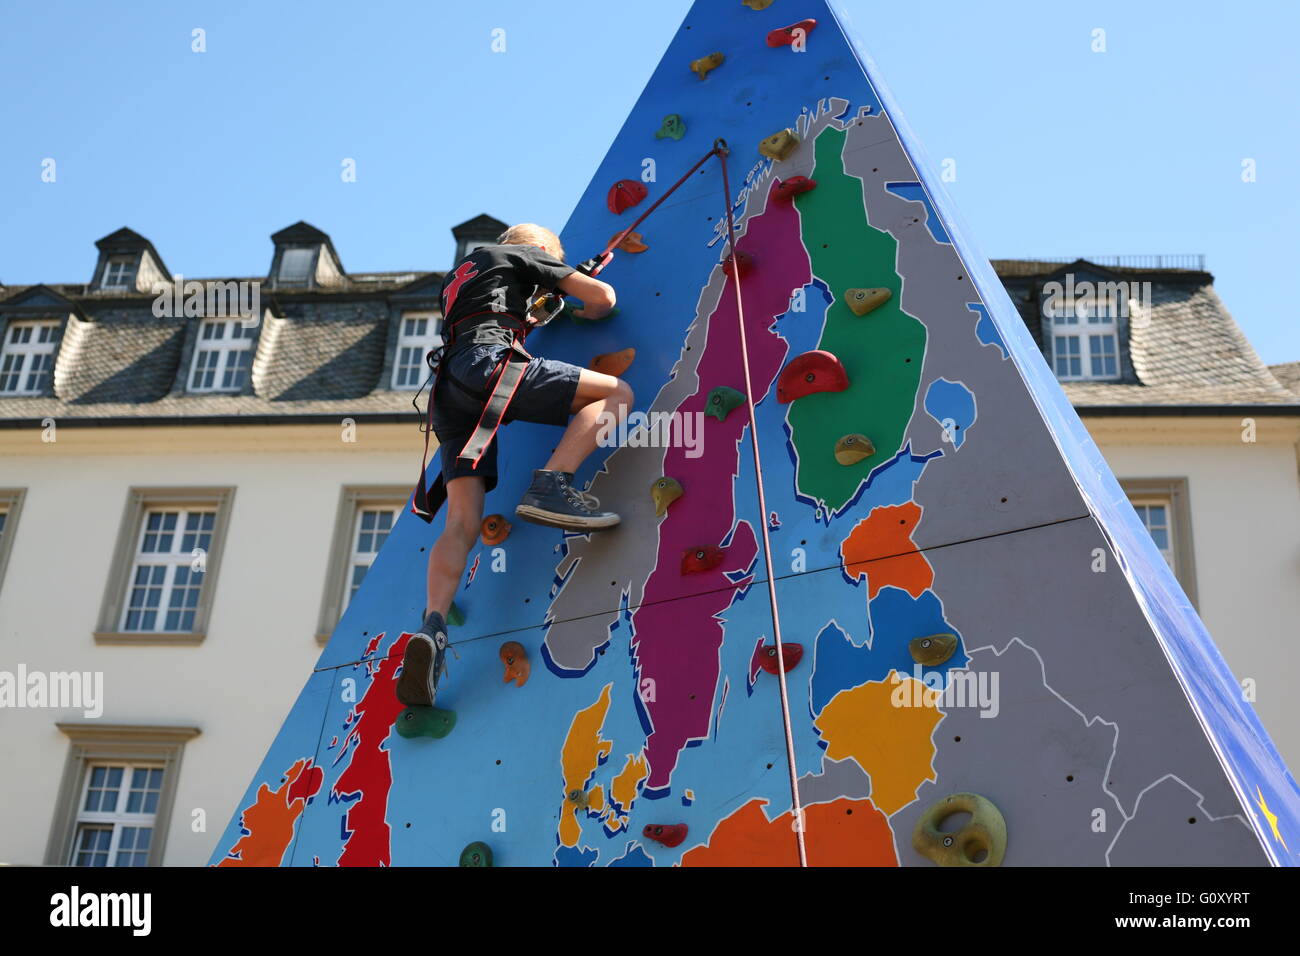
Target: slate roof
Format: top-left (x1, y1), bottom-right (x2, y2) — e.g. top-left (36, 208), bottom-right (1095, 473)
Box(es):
top-left (1, 249), bottom-right (1295, 427)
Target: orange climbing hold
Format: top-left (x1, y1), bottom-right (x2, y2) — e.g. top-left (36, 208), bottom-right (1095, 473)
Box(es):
top-left (589, 348), bottom-right (635, 377)
top-left (607, 180), bottom-right (648, 214)
top-left (758, 129), bottom-right (799, 161)
top-left (609, 230), bottom-right (648, 253)
top-left (480, 514), bottom-right (511, 546)
top-left (772, 175), bottom-right (817, 202)
top-left (499, 641), bottom-right (530, 687)
top-left (689, 52), bottom-right (725, 80)
top-left (767, 19), bottom-right (817, 47)
top-left (776, 350), bottom-right (849, 403)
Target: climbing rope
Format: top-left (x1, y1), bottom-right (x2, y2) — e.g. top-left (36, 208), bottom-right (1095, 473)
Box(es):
top-left (713, 139), bottom-right (809, 868)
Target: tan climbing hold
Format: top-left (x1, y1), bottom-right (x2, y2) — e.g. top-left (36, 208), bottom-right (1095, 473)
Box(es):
top-left (499, 641), bottom-right (530, 687)
top-left (909, 633), bottom-right (958, 666)
top-left (758, 129), bottom-right (799, 161)
top-left (650, 476), bottom-right (684, 517)
top-left (834, 434), bottom-right (875, 466)
top-left (845, 287), bottom-right (892, 316)
top-left (589, 348), bottom-right (635, 377)
top-left (743, 0), bottom-right (774, 9)
top-left (912, 793), bottom-right (1007, 867)
top-left (690, 52), bottom-right (725, 80)
top-left (610, 230), bottom-right (648, 253)
top-left (480, 514), bottom-right (511, 546)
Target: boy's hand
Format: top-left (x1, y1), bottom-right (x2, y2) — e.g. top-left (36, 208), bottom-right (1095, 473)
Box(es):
top-left (557, 270), bottom-right (617, 320)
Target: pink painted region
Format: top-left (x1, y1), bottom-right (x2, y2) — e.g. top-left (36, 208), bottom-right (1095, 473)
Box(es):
top-left (631, 197), bottom-right (808, 792)
top-left (331, 631), bottom-right (410, 867)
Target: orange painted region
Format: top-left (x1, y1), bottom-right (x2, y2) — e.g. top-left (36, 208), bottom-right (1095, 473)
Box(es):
top-left (588, 784), bottom-right (606, 814)
top-left (839, 502), bottom-right (932, 599)
top-left (609, 753), bottom-right (649, 814)
top-left (814, 673), bottom-right (941, 814)
top-left (680, 797), bottom-right (897, 867)
top-left (559, 683), bottom-right (614, 848)
top-left (217, 757), bottom-right (323, 867)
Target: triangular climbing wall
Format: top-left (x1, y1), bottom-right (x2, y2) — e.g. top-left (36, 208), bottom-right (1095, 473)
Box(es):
top-left (211, 0), bottom-right (1299, 867)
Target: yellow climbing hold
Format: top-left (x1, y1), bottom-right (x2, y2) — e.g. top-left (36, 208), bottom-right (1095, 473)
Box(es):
top-left (912, 793), bottom-right (1007, 866)
top-left (690, 52), bottom-right (725, 80)
top-left (844, 287), bottom-right (892, 316)
top-left (834, 434), bottom-right (875, 466)
top-left (909, 633), bottom-right (958, 666)
top-left (743, 0), bottom-right (775, 9)
top-left (650, 476), bottom-right (684, 517)
top-left (758, 128), bottom-right (799, 161)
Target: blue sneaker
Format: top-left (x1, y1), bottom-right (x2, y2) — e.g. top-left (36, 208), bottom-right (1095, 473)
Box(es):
top-left (397, 611), bottom-right (449, 707)
top-left (516, 470), bottom-right (620, 531)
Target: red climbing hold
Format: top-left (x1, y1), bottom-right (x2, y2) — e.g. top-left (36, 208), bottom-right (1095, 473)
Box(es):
top-left (767, 19), bottom-right (818, 47)
top-left (776, 350), bottom-right (849, 403)
top-left (758, 643), bottom-right (804, 675)
top-left (642, 823), bottom-right (688, 848)
top-left (722, 250), bottom-right (754, 279)
top-left (607, 180), bottom-right (648, 214)
top-left (772, 175), bottom-right (817, 203)
top-left (681, 546), bottom-right (725, 575)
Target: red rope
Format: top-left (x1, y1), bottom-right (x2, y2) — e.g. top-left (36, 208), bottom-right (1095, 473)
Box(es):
top-left (714, 141), bottom-right (809, 868)
top-left (600, 145), bottom-right (725, 259)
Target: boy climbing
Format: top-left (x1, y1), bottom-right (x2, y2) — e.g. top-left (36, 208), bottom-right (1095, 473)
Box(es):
top-left (396, 223), bottom-right (634, 708)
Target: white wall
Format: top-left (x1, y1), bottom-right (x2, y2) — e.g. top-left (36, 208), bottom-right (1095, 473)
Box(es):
top-left (1087, 415), bottom-right (1300, 772)
top-left (0, 423), bottom-right (412, 866)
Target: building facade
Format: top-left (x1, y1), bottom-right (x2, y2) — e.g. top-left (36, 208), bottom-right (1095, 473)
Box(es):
top-left (1, 226), bottom-right (1296, 866)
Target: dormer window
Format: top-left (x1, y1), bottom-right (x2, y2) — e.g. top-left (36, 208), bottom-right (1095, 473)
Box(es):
top-left (102, 257), bottom-right (137, 291)
top-left (0, 320), bottom-right (60, 395)
top-left (277, 248), bottom-right (315, 287)
top-left (1048, 298), bottom-right (1120, 381)
top-left (392, 312), bottom-right (442, 389)
top-left (189, 319), bottom-right (256, 393)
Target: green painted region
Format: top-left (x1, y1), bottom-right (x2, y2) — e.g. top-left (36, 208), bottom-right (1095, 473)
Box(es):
top-left (787, 127), bottom-right (927, 511)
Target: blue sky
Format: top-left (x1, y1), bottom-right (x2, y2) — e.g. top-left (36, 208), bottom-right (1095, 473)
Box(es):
top-left (2, 0), bottom-right (1295, 362)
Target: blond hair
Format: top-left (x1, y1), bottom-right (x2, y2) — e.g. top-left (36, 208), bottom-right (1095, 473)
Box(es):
top-left (497, 223), bottom-right (565, 263)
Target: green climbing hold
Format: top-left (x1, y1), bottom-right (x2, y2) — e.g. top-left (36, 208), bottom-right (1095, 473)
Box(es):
top-left (909, 633), bottom-right (958, 666)
top-left (912, 793), bottom-right (1007, 867)
top-left (395, 705), bottom-right (457, 740)
top-left (459, 841), bottom-right (493, 867)
top-left (565, 301), bottom-right (620, 324)
top-left (705, 386), bottom-right (745, 422)
top-left (655, 114), bottom-right (686, 140)
top-left (447, 602), bottom-right (464, 626)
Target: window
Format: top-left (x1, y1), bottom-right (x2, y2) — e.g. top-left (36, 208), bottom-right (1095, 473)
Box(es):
top-left (391, 312), bottom-right (442, 389)
top-left (71, 765), bottom-right (164, 866)
top-left (102, 257), bottom-right (137, 291)
top-left (96, 488), bottom-right (234, 645)
top-left (48, 724), bottom-right (199, 867)
top-left (278, 247), bottom-right (315, 286)
top-left (316, 487), bottom-right (409, 643)
top-left (0, 489), bottom-right (23, 593)
top-left (189, 319), bottom-right (256, 393)
top-left (0, 320), bottom-right (59, 394)
top-left (1047, 298), bottom-right (1120, 381)
top-left (1120, 478), bottom-right (1199, 607)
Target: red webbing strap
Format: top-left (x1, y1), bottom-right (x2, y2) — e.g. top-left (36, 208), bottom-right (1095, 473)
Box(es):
top-left (456, 340), bottom-right (531, 467)
top-left (715, 141), bottom-right (808, 868)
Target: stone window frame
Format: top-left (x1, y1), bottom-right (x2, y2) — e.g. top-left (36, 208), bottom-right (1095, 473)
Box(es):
top-left (316, 485), bottom-right (411, 645)
top-left (0, 488), bottom-right (26, 593)
top-left (389, 311), bottom-right (443, 390)
top-left (46, 723), bottom-right (200, 867)
top-left (94, 487), bottom-right (236, 646)
top-left (1120, 477), bottom-right (1199, 608)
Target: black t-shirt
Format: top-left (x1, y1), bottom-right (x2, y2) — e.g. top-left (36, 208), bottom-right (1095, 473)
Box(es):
top-left (439, 243), bottom-right (575, 352)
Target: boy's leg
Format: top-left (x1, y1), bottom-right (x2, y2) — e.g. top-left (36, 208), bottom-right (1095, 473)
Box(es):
top-left (544, 369), bottom-right (635, 474)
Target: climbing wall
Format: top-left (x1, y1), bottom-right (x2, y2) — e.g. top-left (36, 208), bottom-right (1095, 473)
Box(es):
top-left (211, 0), bottom-right (1299, 867)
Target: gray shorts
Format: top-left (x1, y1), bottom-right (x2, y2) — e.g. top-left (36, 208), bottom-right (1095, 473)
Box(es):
top-left (430, 343), bottom-right (582, 493)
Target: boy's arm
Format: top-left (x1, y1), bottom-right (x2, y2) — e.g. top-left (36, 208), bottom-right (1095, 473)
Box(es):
top-left (557, 271), bottom-right (617, 320)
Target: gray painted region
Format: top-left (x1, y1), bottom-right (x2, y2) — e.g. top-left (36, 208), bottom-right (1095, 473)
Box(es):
top-left (840, 112), bottom-right (1090, 550)
top-left (799, 756), bottom-right (874, 805)
top-left (1108, 776), bottom-right (1264, 866)
top-left (923, 517), bottom-right (1250, 838)
top-left (889, 641), bottom-right (1117, 866)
